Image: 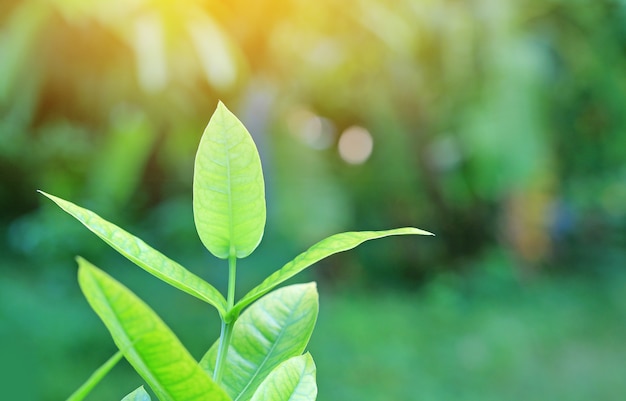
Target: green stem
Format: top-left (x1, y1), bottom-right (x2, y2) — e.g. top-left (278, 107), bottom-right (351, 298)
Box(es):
top-left (213, 319), bottom-right (234, 384)
top-left (67, 350), bottom-right (124, 401)
top-left (227, 253), bottom-right (237, 309)
top-left (214, 253), bottom-right (237, 384)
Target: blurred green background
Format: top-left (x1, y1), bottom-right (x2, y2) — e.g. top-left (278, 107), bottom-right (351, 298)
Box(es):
top-left (1, 0), bottom-right (625, 399)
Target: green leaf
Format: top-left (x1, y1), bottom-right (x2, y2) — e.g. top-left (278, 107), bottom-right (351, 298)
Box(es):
top-left (200, 283), bottom-right (318, 401)
top-left (250, 354), bottom-right (317, 401)
top-left (39, 191), bottom-right (228, 317)
top-left (121, 386), bottom-right (151, 401)
top-left (193, 101), bottom-right (266, 259)
top-left (229, 228), bottom-right (433, 320)
top-left (77, 257), bottom-right (232, 401)
top-left (66, 350), bottom-right (124, 401)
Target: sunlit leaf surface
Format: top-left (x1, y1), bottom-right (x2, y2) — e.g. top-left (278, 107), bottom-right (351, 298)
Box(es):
top-left (193, 101), bottom-right (266, 259)
top-left (200, 283), bottom-right (318, 401)
top-left (229, 228), bottom-right (433, 319)
top-left (121, 386), bottom-right (151, 401)
top-left (77, 258), bottom-right (231, 401)
top-left (250, 354), bottom-right (317, 401)
top-left (40, 191), bottom-right (227, 317)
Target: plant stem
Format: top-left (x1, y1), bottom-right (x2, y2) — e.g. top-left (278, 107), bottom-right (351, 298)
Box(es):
top-left (213, 319), bottom-right (234, 384)
top-left (227, 253), bottom-right (237, 309)
top-left (214, 252), bottom-right (237, 384)
top-left (67, 350), bottom-right (124, 401)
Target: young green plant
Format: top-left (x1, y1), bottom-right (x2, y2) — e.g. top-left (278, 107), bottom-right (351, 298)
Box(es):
top-left (41, 102), bottom-right (433, 401)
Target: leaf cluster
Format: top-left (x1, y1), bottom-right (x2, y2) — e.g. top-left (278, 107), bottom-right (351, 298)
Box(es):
top-left (42, 102), bottom-right (432, 400)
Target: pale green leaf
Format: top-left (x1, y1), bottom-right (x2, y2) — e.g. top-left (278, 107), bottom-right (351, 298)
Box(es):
top-left (228, 228), bottom-right (433, 320)
top-left (66, 350), bottom-right (123, 401)
top-left (200, 283), bottom-right (318, 401)
top-left (77, 257), bottom-right (232, 401)
top-left (121, 386), bottom-right (151, 401)
top-left (250, 354), bottom-right (317, 401)
top-left (39, 191), bottom-right (227, 317)
top-left (193, 101), bottom-right (266, 259)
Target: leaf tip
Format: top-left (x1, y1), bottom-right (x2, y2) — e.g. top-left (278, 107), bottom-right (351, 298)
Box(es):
top-left (75, 256), bottom-right (100, 277)
top-left (410, 227), bottom-right (435, 236)
top-left (37, 190), bottom-right (64, 206)
top-left (215, 100), bottom-right (229, 114)
top-left (214, 100), bottom-right (239, 123)
top-left (37, 189), bottom-right (52, 199)
top-left (75, 256), bottom-right (90, 272)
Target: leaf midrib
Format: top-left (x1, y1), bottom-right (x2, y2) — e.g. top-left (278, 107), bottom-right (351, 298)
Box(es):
top-left (234, 293), bottom-right (308, 401)
top-left (223, 114), bottom-right (236, 257)
top-left (89, 267), bottom-right (175, 401)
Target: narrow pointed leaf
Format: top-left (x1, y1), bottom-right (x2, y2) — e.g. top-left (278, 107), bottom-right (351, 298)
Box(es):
top-left (66, 350), bottom-right (124, 401)
top-left (200, 283), bottom-right (318, 401)
top-left (229, 228), bottom-right (433, 320)
top-left (193, 101), bottom-right (266, 259)
top-left (77, 258), bottom-right (232, 401)
top-left (250, 354), bottom-right (317, 401)
top-left (121, 386), bottom-right (151, 401)
top-left (40, 191), bottom-right (227, 317)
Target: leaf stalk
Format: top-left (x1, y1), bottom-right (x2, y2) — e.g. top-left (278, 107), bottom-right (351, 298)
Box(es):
top-left (214, 252), bottom-right (238, 385)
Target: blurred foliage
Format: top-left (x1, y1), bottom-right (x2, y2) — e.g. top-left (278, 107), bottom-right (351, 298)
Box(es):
top-left (1, 0), bottom-right (626, 399)
top-left (2, 0), bottom-right (625, 283)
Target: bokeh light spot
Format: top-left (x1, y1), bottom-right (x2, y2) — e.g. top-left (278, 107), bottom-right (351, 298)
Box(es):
top-left (338, 126), bottom-right (373, 164)
top-left (287, 108), bottom-right (335, 150)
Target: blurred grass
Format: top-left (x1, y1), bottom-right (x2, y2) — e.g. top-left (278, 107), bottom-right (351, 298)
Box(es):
top-left (2, 251), bottom-right (625, 400)
top-left (311, 254), bottom-right (626, 401)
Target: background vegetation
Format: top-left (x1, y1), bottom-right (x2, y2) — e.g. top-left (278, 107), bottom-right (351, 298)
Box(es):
top-left (1, 0), bottom-right (625, 399)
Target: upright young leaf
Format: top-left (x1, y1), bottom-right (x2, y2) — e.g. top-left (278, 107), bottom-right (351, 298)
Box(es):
top-left (250, 354), bottom-right (317, 401)
top-left (228, 228), bottom-right (433, 320)
top-left (77, 258), bottom-right (232, 401)
top-left (200, 283), bottom-right (319, 401)
top-left (121, 386), bottom-right (151, 401)
top-left (193, 101), bottom-right (266, 259)
top-left (39, 191), bottom-right (228, 317)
